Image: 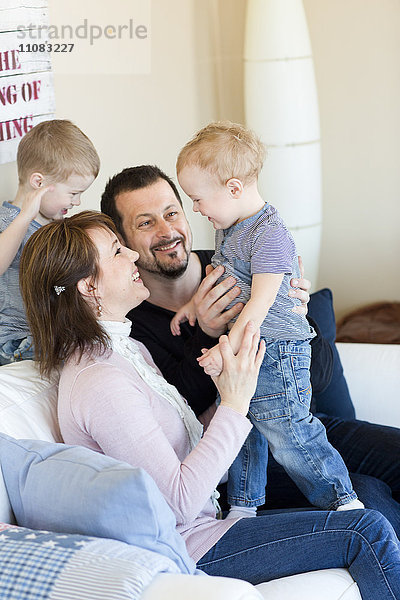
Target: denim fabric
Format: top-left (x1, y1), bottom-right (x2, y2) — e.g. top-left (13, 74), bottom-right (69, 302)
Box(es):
top-left (262, 460), bottom-right (400, 536)
top-left (227, 339), bottom-right (356, 509)
top-left (0, 335), bottom-right (34, 365)
top-left (197, 508), bottom-right (400, 599)
top-left (319, 415), bottom-right (400, 503)
top-left (308, 288), bottom-right (355, 418)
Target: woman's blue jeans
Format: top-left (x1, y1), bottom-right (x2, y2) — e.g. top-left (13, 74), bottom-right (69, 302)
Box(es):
top-left (197, 509), bottom-right (400, 599)
top-left (261, 417), bottom-right (400, 538)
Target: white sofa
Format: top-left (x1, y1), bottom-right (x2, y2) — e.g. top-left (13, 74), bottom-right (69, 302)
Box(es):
top-left (0, 342), bottom-right (399, 600)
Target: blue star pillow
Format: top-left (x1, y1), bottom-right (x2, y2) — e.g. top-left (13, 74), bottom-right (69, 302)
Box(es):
top-left (0, 522), bottom-right (181, 599)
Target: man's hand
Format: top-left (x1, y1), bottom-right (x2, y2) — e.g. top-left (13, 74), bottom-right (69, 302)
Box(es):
top-left (192, 264), bottom-right (244, 338)
top-left (288, 256), bottom-right (311, 316)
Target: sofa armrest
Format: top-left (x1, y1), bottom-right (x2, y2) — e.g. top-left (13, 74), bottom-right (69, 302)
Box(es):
top-left (336, 343), bottom-right (400, 427)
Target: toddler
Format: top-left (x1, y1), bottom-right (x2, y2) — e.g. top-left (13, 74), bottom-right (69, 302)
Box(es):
top-left (172, 121), bottom-right (364, 517)
top-left (0, 119), bottom-right (99, 364)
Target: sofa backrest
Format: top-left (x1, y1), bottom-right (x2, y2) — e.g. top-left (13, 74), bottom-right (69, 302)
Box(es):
top-left (0, 361), bottom-right (61, 523)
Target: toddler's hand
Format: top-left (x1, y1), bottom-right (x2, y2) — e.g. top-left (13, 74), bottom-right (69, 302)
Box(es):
top-left (170, 299), bottom-right (197, 336)
top-left (20, 185), bottom-right (54, 223)
top-left (212, 322), bottom-right (265, 415)
top-left (197, 344), bottom-right (223, 377)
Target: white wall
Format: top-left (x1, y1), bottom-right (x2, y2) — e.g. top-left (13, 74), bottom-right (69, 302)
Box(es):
top-left (0, 0), bottom-right (218, 249)
top-left (50, 0), bottom-right (219, 250)
top-left (304, 0), bottom-right (400, 317)
top-left (1, 0), bottom-right (399, 317)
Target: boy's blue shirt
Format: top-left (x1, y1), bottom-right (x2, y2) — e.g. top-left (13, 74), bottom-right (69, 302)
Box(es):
top-left (211, 201), bottom-right (315, 341)
top-left (0, 201), bottom-right (41, 345)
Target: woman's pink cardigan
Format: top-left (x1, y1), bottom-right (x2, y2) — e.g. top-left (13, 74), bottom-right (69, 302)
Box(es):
top-left (58, 343), bottom-right (252, 562)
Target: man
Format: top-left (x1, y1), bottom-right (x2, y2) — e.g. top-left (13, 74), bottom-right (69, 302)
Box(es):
top-left (101, 165), bottom-right (400, 526)
top-left (100, 165), bottom-right (317, 415)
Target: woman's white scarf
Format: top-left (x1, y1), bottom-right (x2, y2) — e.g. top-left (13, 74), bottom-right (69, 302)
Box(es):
top-left (101, 319), bottom-right (220, 513)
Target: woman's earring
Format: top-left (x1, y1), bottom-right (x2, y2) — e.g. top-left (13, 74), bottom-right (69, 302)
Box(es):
top-left (87, 285), bottom-right (101, 317)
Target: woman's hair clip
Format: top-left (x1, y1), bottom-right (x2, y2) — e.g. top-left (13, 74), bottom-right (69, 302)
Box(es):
top-left (54, 285), bottom-right (65, 296)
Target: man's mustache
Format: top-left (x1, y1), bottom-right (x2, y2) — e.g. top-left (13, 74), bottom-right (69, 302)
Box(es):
top-left (151, 237), bottom-right (184, 252)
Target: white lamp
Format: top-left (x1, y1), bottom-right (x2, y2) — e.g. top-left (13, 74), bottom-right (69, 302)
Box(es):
top-left (244, 0), bottom-right (322, 287)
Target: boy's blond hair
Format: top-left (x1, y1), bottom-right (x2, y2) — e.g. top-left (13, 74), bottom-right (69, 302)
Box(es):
top-left (17, 119), bottom-right (100, 185)
top-left (176, 121), bottom-right (266, 185)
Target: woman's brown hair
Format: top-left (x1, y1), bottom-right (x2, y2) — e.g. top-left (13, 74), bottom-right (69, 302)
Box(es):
top-left (20, 210), bottom-right (117, 378)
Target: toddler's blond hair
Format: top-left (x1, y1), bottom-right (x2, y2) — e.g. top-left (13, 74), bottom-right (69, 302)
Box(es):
top-left (17, 119), bottom-right (100, 185)
top-left (176, 121), bottom-right (266, 185)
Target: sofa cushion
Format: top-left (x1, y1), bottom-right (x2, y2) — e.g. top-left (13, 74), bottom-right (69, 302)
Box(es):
top-left (308, 289), bottom-right (355, 419)
top-left (336, 342), bottom-right (400, 428)
top-left (0, 434), bottom-right (196, 575)
top-left (0, 361), bottom-right (60, 523)
top-left (0, 360), bottom-right (60, 440)
top-left (255, 568), bottom-right (361, 600)
top-left (142, 573), bottom-right (264, 600)
top-left (0, 522), bottom-right (182, 599)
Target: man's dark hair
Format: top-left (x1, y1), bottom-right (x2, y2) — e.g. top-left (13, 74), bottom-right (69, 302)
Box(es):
top-left (101, 165), bottom-right (182, 238)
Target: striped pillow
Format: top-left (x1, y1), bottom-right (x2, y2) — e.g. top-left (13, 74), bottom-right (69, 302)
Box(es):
top-left (0, 522), bottom-right (180, 600)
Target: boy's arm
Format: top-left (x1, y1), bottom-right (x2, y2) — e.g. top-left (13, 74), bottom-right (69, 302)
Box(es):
top-left (0, 186), bottom-right (51, 276)
top-left (227, 272), bottom-right (284, 353)
top-left (0, 212), bottom-right (35, 275)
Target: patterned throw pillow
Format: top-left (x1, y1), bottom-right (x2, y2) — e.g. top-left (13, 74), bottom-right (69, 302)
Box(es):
top-left (0, 434), bottom-right (196, 575)
top-left (0, 522), bottom-right (180, 600)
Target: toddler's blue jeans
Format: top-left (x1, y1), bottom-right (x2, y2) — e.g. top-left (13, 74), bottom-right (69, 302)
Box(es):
top-left (227, 339), bottom-right (357, 510)
top-left (0, 336), bottom-right (34, 366)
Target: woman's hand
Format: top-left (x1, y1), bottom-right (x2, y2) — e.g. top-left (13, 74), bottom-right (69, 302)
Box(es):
top-left (212, 322), bottom-right (265, 416)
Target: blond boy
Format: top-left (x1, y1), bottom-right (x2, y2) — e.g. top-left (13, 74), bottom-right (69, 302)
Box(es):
top-left (173, 121), bottom-right (364, 518)
top-left (0, 119), bottom-right (99, 364)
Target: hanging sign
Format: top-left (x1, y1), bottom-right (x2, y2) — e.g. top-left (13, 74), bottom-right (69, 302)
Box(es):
top-left (0, 0), bottom-right (55, 165)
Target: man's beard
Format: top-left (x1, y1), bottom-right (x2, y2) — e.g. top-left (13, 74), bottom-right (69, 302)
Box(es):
top-left (138, 238), bottom-right (190, 279)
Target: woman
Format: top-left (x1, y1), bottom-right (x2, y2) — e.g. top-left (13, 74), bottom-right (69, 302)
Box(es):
top-left (20, 211), bottom-right (400, 598)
